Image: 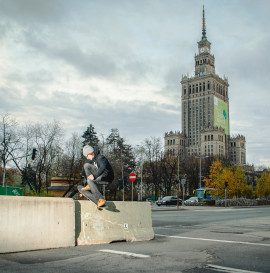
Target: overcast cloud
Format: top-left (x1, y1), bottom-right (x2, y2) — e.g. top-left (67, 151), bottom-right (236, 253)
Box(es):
top-left (0, 0), bottom-right (270, 168)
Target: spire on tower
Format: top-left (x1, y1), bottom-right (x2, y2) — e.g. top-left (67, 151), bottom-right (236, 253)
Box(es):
top-left (202, 5), bottom-right (207, 40)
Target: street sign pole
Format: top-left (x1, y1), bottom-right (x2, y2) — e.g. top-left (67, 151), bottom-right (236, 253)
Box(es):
top-left (129, 173), bottom-right (136, 202)
top-left (132, 182), bottom-right (133, 202)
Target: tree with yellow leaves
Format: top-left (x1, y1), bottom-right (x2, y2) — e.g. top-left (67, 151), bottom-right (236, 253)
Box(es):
top-left (233, 167), bottom-right (252, 198)
top-left (219, 167), bottom-right (235, 198)
top-left (204, 159), bottom-right (223, 198)
top-left (204, 160), bottom-right (252, 198)
top-left (256, 172), bottom-right (270, 198)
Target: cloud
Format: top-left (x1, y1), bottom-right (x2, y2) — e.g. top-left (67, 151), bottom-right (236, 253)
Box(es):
top-left (0, 0), bottom-right (270, 168)
top-left (0, 0), bottom-right (70, 24)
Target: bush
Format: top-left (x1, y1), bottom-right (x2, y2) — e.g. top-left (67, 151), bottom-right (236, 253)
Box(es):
top-left (23, 188), bottom-right (52, 197)
top-left (204, 199), bottom-right (215, 206)
top-left (215, 198), bottom-right (260, 207)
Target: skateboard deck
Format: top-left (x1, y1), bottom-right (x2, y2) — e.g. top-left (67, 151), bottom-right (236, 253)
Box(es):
top-left (77, 185), bottom-right (107, 210)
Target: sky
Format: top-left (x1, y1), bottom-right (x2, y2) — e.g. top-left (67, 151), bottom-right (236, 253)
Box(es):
top-left (0, 0), bottom-right (270, 168)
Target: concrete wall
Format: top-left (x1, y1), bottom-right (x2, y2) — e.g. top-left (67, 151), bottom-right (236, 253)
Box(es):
top-left (0, 197), bottom-right (154, 253)
top-left (75, 201), bottom-right (154, 245)
top-left (0, 196), bottom-right (75, 253)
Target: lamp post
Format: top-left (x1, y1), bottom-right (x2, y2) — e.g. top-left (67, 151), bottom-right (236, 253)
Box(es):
top-left (139, 146), bottom-right (145, 201)
top-left (177, 154), bottom-right (180, 209)
top-left (0, 148), bottom-right (5, 187)
top-left (136, 145), bottom-right (144, 201)
top-left (140, 161), bottom-right (143, 201)
top-left (196, 155), bottom-right (209, 188)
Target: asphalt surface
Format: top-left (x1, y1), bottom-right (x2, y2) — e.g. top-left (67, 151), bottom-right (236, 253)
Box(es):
top-left (0, 205), bottom-right (269, 273)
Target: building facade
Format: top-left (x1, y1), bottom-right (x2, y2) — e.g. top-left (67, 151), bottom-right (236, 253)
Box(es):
top-left (164, 7), bottom-right (246, 166)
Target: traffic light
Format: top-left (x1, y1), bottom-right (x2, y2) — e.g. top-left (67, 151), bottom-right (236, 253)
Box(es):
top-left (118, 176), bottom-right (128, 190)
top-left (123, 176), bottom-right (128, 186)
top-left (225, 181), bottom-right (228, 188)
top-left (31, 148), bottom-right (37, 160)
top-left (118, 178), bottom-right (123, 190)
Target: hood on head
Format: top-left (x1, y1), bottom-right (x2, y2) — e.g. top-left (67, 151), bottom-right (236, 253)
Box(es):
top-left (93, 146), bottom-right (100, 159)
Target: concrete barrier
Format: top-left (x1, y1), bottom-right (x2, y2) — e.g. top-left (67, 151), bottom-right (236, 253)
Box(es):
top-left (0, 196), bottom-right (75, 253)
top-left (75, 201), bottom-right (154, 245)
top-left (0, 196), bottom-right (154, 253)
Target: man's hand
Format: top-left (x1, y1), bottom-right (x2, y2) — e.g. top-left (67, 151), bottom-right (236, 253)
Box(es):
top-left (88, 174), bottom-right (94, 180)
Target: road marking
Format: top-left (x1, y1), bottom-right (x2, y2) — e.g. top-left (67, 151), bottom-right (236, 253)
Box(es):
top-left (193, 209), bottom-right (234, 212)
top-left (99, 249), bottom-right (150, 258)
top-left (206, 264), bottom-right (262, 273)
top-left (155, 234), bottom-right (270, 247)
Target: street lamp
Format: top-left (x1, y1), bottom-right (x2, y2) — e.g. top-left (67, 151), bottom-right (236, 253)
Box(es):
top-left (136, 145), bottom-right (144, 201)
top-left (0, 147), bottom-right (5, 187)
top-left (140, 147), bottom-right (144, 201)
top-left (195, 154), bottom-right (209, 188)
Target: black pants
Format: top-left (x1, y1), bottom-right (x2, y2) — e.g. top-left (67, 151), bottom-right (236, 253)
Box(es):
top-left (83, 162), bottom-right (105, 205)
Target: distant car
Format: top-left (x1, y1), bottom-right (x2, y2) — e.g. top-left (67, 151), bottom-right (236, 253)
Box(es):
top-left (156, 196), bottom-right (182, 206)
top-left (184, 197), bottom-right (198, 206)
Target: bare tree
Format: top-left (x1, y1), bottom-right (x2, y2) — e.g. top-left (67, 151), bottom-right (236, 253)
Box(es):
top-left (59, 132), bottom-right (82, 178)
top-left (142, 137), bottom-right (164, 199)
top-left (31, 120), bottom-right (63, 193)
top-left (160, 157), bottom-right (179, 196)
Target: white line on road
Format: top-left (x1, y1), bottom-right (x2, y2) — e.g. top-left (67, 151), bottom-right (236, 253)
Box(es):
top-left (206, 264), bottom-right (263, 273)
top-left (99, 249), bottom-right (150, 258)
top-left (155, 234), bottom-right (270, 247)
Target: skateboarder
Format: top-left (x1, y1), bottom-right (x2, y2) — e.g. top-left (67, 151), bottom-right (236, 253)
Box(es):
top-left (81, 145), bottom-right (114, 207)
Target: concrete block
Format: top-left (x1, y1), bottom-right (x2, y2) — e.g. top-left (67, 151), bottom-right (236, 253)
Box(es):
top-left (0, 196), bottom-right (75, 253)
top-left (75, 201), bottom-right (154, 245)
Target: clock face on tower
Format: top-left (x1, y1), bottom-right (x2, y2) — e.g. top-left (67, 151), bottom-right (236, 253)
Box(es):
top-left (200, 47), bottom-right (210, 53)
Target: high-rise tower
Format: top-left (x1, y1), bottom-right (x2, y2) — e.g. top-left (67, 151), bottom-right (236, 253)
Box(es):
top-left (181, 6), bottom-right (229, 157)
top-left (164, 7), bottom-right (246, 165)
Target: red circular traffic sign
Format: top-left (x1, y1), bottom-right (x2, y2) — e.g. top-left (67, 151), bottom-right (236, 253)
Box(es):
top-left (129, 173), bottom-right (136, 182)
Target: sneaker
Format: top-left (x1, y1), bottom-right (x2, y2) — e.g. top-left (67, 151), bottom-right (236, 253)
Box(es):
top-left (82, 184), bottom-right (90, 191)
top-left (98, 199), bottom-right (106, 207)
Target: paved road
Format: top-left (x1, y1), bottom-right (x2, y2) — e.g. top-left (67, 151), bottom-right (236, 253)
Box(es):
top-left (153, 206), bottom-right (270, 272)
top-left (0, 206), bottom-right (269, 273)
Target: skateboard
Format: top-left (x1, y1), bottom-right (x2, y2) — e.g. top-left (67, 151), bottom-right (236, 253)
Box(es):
top-left (77, 185), bottom-right (107, 210)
